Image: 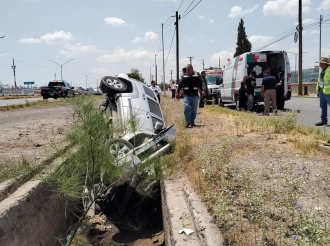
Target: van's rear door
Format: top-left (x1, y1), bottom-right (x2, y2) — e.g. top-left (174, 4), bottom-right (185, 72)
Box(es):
top-left (246, 53), bottom-right (267, 97)
top-left (283, 52), bottom-right (291, 97)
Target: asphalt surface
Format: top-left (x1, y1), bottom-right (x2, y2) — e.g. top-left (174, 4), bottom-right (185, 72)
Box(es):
top-left (285, 97), bottom-right (329, 129)
top-left (0, 97), bottom-right (44, 106)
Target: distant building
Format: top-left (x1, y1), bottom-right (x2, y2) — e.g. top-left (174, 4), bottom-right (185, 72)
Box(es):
top-left (291, 66), bottom-right (319, 83)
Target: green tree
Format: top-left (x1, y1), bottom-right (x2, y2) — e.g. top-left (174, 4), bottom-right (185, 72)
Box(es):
top-left (127, 69), bottom-right (145, 83)
top-left (234, 18), bottom-right (252, 57)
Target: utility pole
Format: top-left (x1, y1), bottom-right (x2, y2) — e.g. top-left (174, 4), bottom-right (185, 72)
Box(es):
top-left (219, 57), bottom-right (221, 69)
top-left (11, 57), bottom-right (17, 88)
top-left (319, 14), bottom-right (323, 60)
top-left (298, 0), bottom-right (303, 95)
top-left (81, 73), bottom-right (91, 88)
top-left (154, 54), bottom-right (157, 84)
top-left (187, 56), bottom-right (194, 65)
top-left (48, 59), bottom-right (74, 81)
top-left (175, 11), bottom-right (180, 83)
top-left (54, 73), bottom-right (56, 80)
top-left (170, 70), bottom-right (173, 81)
top-left (162, 23), bottom-right (166, 95)
top-left (202, 59), bottom-right (205, 70)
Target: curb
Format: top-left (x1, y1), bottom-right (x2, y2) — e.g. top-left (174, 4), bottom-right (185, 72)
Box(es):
top-left (183, 182), bottom-right (223, 246)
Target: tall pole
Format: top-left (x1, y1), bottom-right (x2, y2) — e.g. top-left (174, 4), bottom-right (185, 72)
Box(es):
top-left (219, 57), bottom-right (221, 69)
top-left (202, 59), bottom-right (205, 70)
top-left (319, 14), bottom-right (323, 60)
top-left (81, 73), bottom-right (91, 88)
top-left (162, 23), bottom-right (166, 95)
top-left (11, 57), bottom-right (17, 88)
top-left (295, 54), bottom-right (297, 83)
top-left (54, 73), bottom-right (56, 80)
top-left (187, 56), bottom-right (194, 65)
top-left (175, 11), bottom-right (180, 83)
top-left (170, 70), bottom-right (173, 81)
top-left (154, 54), bottom-right (157, 83)
top-left (48, 59), bottom-right (74, 81)
top-left (298, 0), bottom-right (303, 95)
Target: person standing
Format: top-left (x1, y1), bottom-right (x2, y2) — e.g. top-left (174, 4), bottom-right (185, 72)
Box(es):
top-left (199, 71), bottom-right (208, 108)
top-left (177, 64), bottom-right (206, 128)
top-left (245, 71), bottom-right (256, 112)
top-left (238, 82), bottom-right (248, 111)
top-left (170, 81), bottom-right (177, 99)
top-left (150, 80), bottom-right (161, 102)
top-left (276, 72), bottom-right (285, 110)
top-left (261, 70), bottom-right (277, 116)
top-left (315, 57), bottom-right (330, 126)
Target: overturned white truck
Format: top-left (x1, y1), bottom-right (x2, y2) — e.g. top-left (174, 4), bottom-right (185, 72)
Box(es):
top-left (99, 73), bottom-right (176, 195)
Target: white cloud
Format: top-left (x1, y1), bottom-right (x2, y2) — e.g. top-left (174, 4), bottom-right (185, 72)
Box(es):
top-left (228, 5), bottom-right (259, 18)
top-left (209, 39), bottom-right (215, 43)
top-left (18, 30), bottom-right (73, 45)
top-left (294, 18), bottom-right (316, 26)
top-left (96, 46), bottom-right (154, 63)
top-left (198, 15), bottom-right (206, 20)
top-left (104, 17), bottom-right (127, 27)
top-left (89, 68), bottom-right (111, 75)
top-left (18, 38), bottom-right (41, 44)
top-left (318, 0), bottom-right (330, 10)
top-left (189, 38), bottom-right (195, 42)
top-left (201, 36), bottom-right (205, 39)
top-left (209, 19), bottom-right (215, 23)
top-left (248, 35), bottom-right (281, 50)
top-left (263, 0), bottom-right (311, 16)
top-left (60, 43), bottom-right (99, 57)
top-left (132, 37), bottom-right (143, 43)
top-left (210, 50), bottom-right (235, 68)
top-left (132, 31), bottom-right (158, 42)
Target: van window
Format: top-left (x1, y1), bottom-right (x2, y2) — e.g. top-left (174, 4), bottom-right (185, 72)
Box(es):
top-left (147, 98), bottom-right (162, 118)
top-left (144, 86), bottom-right (157, 99)
top-left (205, 75), bottom-right (222, 85)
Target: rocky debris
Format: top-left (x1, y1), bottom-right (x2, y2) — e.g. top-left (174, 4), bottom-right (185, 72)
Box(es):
top-left (87, 215), bottom-right (112, 235)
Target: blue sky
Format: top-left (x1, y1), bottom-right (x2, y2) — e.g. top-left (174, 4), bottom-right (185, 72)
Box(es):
top-left (0, 0), bottom-right (329, 87)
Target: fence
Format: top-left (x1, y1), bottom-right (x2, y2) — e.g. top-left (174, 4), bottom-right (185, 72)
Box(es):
top-left (0, 88), bottom-right (36, 96)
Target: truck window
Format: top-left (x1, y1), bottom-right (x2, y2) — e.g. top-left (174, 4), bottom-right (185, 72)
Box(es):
top-left (205, 75), bottom-right (222, 85)
top-left (49, 82), bottom-right (65, 87)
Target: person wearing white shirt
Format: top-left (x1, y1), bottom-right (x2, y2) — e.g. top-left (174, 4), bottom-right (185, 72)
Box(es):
top-left (170, 80), bottom-right (178, 99)
top-left (150, 80), bottom-right (161, 102)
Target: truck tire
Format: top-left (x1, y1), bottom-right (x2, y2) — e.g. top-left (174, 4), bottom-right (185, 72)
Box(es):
top-left (107, 138), bottom-right (134, 160)
top-left (100, 76), bottom-right (128, 95)
top-left (218, 93), bottom-right (224, 107)
top-left (214, 95), bottom-right (218, 105)
top-left (43, 96), bottom-right (48, 100)
top-left (236, 95), bottom-right (240, 111)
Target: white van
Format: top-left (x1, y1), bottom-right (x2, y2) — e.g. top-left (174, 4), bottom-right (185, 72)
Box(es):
top-left (216, 51), bottom-right (292, 108)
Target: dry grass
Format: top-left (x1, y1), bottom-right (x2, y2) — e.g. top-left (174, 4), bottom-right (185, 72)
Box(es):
top-left (161, 96), bottom-right (330, 246)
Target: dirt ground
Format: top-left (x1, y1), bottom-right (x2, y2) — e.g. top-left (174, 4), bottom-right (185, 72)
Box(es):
top-left (0, 106), bottom-right (73, 161)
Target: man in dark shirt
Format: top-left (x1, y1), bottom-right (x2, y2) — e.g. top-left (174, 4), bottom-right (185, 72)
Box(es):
top-left (177, 64), bottom-right (206, 128)
top-left (238, 82), bottom-right (248, 111)
top-left (199, 71), bottom-right (208, 108)
top-left (261, 70), bottom-right (277, 116)
top-left (245, 71), bottom-right (256, 112)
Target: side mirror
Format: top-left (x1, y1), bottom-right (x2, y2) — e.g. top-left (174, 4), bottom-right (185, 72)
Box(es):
top-left (216, 78), bottom-right (223, 85)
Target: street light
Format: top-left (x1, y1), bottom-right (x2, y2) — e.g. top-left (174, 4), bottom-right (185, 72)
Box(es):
top-left (0, 36), bottom-right (5, 39)
top-left (93, 77), bottom-right (101, 88)
top-left (48, 59), bottom-right (74, 81)
top-left (287, 52), bottom-right (307, 83)
top-left (81, 73), bottom-right (91, 88)
top-left (155, 50), bottom-right (161, 84)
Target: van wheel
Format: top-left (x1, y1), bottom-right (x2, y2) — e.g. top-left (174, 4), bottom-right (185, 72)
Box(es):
top-left (214, 95), bottom-right (218, 105)
top-left (218, 94), bottom-right (224, 107)
top-left (236, 95), bottom-right (239, 111)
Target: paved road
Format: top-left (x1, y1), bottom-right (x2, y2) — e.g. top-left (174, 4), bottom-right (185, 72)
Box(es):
top-left (285, 97), bottom-right (330, 129)
top-left (0, 97), bottom-right (44, 106)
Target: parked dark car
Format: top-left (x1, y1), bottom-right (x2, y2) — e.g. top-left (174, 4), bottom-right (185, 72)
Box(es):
top-left (40, 81), bottom-right (75, 99)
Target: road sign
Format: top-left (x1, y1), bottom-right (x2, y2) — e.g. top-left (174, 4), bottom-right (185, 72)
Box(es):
top-left (23, 81), bottom-right (35, 85)
top-left (294, 32), bottom-right (298, 43)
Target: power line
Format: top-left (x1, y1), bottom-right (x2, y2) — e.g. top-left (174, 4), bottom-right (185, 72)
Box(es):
top-left (178, 0), bottom-right (185, 11)
top-left (181, 0), bottom-right (202, 19)
top-left (181, 0), bottom-right (195, 16)
top-left (165, 28), bottom-right (176, 66)
top-left (0, 52), bottom-right (57, 68)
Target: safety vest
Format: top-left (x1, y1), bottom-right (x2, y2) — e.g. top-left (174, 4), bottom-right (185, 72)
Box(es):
top-left (181, 73), bottom-right (201, 96)
top-left (316, 66), bottom-right (330, 95)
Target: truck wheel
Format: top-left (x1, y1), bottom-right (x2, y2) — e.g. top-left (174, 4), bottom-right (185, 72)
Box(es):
top-left (100, 76), bottom-right (128, 95)
top-left (43, 96), bottom-right (48, 100)
top-left (107, 138), bottom-right (134, 160)
top-left (214, 95), bottom-right (218, 105)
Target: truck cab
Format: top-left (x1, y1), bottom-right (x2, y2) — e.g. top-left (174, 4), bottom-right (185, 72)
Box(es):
top-left (204, 70), bottom-right (223, 104)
